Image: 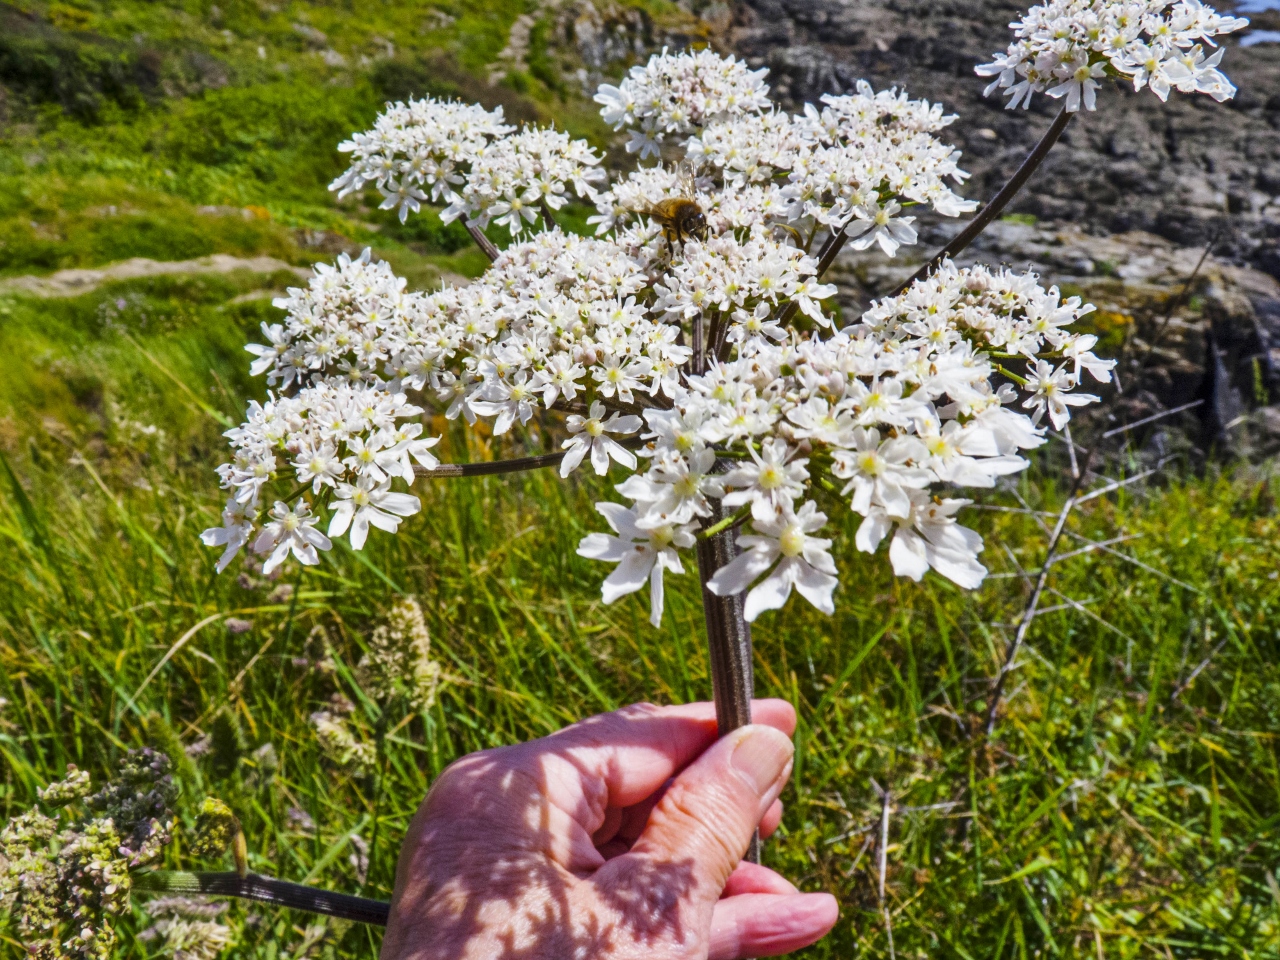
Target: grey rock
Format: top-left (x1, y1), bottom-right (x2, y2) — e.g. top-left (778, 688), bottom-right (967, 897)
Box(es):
top-left (728, 0), bottom-right (1280, 278)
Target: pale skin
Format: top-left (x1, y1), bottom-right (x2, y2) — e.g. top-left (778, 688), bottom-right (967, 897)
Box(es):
top-left (381, 700), bottom-right (840, 960)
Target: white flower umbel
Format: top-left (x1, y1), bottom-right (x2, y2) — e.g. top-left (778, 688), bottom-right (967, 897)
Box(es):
top-left (977, 1), bottom-right (1248, 112)
top-left (330, 97), bottom-right (513, 222)
top-left (440, 126), bottom-right (607, 237)
top-left (208, 41), bottom-right (1184, 628)
top-left (595, 48), bottom-right (771, 157)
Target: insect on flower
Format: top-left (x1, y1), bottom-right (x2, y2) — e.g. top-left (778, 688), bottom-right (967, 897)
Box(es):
top-left (634, 161), bottom-right (708, 251)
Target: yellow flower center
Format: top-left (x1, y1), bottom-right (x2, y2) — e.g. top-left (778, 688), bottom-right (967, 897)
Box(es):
top-left (779, 525), bottom-right (805, 558)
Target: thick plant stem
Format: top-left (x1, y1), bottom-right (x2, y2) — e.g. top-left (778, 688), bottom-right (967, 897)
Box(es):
top-left (889, 106), bottom-right (1074, 297)
top-left (134, 871), bottom-right (390, 926)
top-left (696, 495), bottom-right (760, 864)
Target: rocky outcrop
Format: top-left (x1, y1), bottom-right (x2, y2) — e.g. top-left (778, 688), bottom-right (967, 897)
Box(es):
top-left (726, 0), bottom-right (1280, 454)
top-left (728, 0), bottom-right (1280, 277)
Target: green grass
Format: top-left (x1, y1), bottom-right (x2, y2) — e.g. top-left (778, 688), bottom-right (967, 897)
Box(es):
top-left (3, 250), bottom-right (1280, 959)
top-left (2, 0), bottom-right (1280, 957)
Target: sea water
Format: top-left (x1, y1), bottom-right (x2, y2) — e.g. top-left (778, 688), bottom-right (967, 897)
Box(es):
top-left (1237, 0), bottom-right (1280, 45)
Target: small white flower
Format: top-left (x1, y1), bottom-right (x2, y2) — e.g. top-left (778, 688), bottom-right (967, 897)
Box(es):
top-left (472, 371), bottom-right (538, 435)
top-left (1060, 333), bottom-right (1116, 384)
top-left (592, 356), bottom-right (652, 405)
top-left (293, 443), bottom-right (345, 493)
top-left (1022, 360), bottom-right (1097, 430)
top-left (328, 479), bottom-right (421, 550)
top-left (707, 500), bottom-right (838, 622)
top-left (855, 493), bottom-right (986, 589)
top-left (721, 438), bottom-right (809, 521)
top-left (245, 322), bottom-right (290, 378)
top-left (845, 200), bottom-right (918, 257)
top-left (380, 180), bottom-right (429, 224)
top-left (200, 499), bottom-right (257, 573)
top-left (253, 500), bottom-right (332, 575)
top-left (561, 401), bottom-right (642, 477)
top-left (620, 446), bottom-right (725, 527)
top-left (489, 191), bottom-right (541, 234)
top-left (830, 428), bottom-right (931, 518)
top-left (576, 502), bottom-right (696, 627)
top-left (1048, 56), bottom-right (1108, 113)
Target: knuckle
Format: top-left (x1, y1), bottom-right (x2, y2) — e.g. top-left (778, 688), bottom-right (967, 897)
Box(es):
top-left (616, 701), bottom-right (662, 720)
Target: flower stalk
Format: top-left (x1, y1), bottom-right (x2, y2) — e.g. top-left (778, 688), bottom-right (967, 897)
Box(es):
top-left (464, 222), bottom-right (500, 262)
top-left (133, 871), bottom-right (391, 927)
top-left (889, 106), bottom-right (1074, 296)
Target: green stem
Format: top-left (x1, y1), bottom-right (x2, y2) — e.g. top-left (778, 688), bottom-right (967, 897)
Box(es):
top-left (698, 505), bottom-right (751, 540)
top-left (994, 364), bottom-right (1029, 387)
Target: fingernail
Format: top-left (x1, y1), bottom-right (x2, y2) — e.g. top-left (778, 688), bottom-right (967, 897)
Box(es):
top-left (730, 726), bottom-right (795, 795)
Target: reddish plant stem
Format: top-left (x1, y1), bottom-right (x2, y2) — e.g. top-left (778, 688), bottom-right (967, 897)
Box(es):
top-left (465, 222), bottom-right (500, 262)
top-left (135, 871), bottom-right (390, 926)
top-left (695, 477), bottom-right (760, 864)
top-left (889, 106), bottom-right (1074, 297)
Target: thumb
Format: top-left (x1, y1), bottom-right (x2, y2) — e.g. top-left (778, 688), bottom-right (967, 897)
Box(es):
top-left (626, 724), bottom-right (794, 903)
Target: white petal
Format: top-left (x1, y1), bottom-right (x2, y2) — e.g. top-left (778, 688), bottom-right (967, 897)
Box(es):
top-left (648, 562), bottom-right (666, 628)
top-left (888, 528), bottom-right (930, 581)
top-left (927, 545), bottom-right (987, 590)
top-left (560, 438), bottom-right (589, 477)
top-left (603, 438), bottom-right (637, 471)
top-left (855, 512), bottom-right (891, 553)
top-left (301, 526), bottom-right (333, 552)
top-left (215, 541), bottom-right (243, 574)
top-left (602, 548), bottom-right (655, 603)
top-left (590, 439), bottom-right (611, 476)
top-left (577, 532), bottom-right (630, 563)
top-left (708, 549), bottom-right (776, 598)
top-left (794, 562), bottom-right (838, 615)
top-left (743, 566), bottom-right (795, 622)
top-left (262, 541), bottom-right (291, 576)
top-left (328, 503), bottom-right (354, 538)
top-left (609, 415), bottom-right (642, 434)
top-left (349, 512), bottom-right (370, 551)
top-left (291, 542), bottom-right (321, 567)
top-left (365, 507), bottom-right (403, 534)
top-left (376, 492), bottom-right (421, 517)
top-left (596, 501), bottom-right (643, 539)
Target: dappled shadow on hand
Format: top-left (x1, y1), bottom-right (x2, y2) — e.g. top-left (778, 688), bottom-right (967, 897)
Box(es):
top-left (382, 707), bottom-right (711, 960)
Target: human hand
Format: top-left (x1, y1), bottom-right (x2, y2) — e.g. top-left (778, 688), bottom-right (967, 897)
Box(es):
top-left (381, 700), bottom-right (838, 960)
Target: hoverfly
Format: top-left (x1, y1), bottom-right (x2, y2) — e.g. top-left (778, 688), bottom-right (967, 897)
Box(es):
top-left (636, 161), bottom-right (708, 249)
